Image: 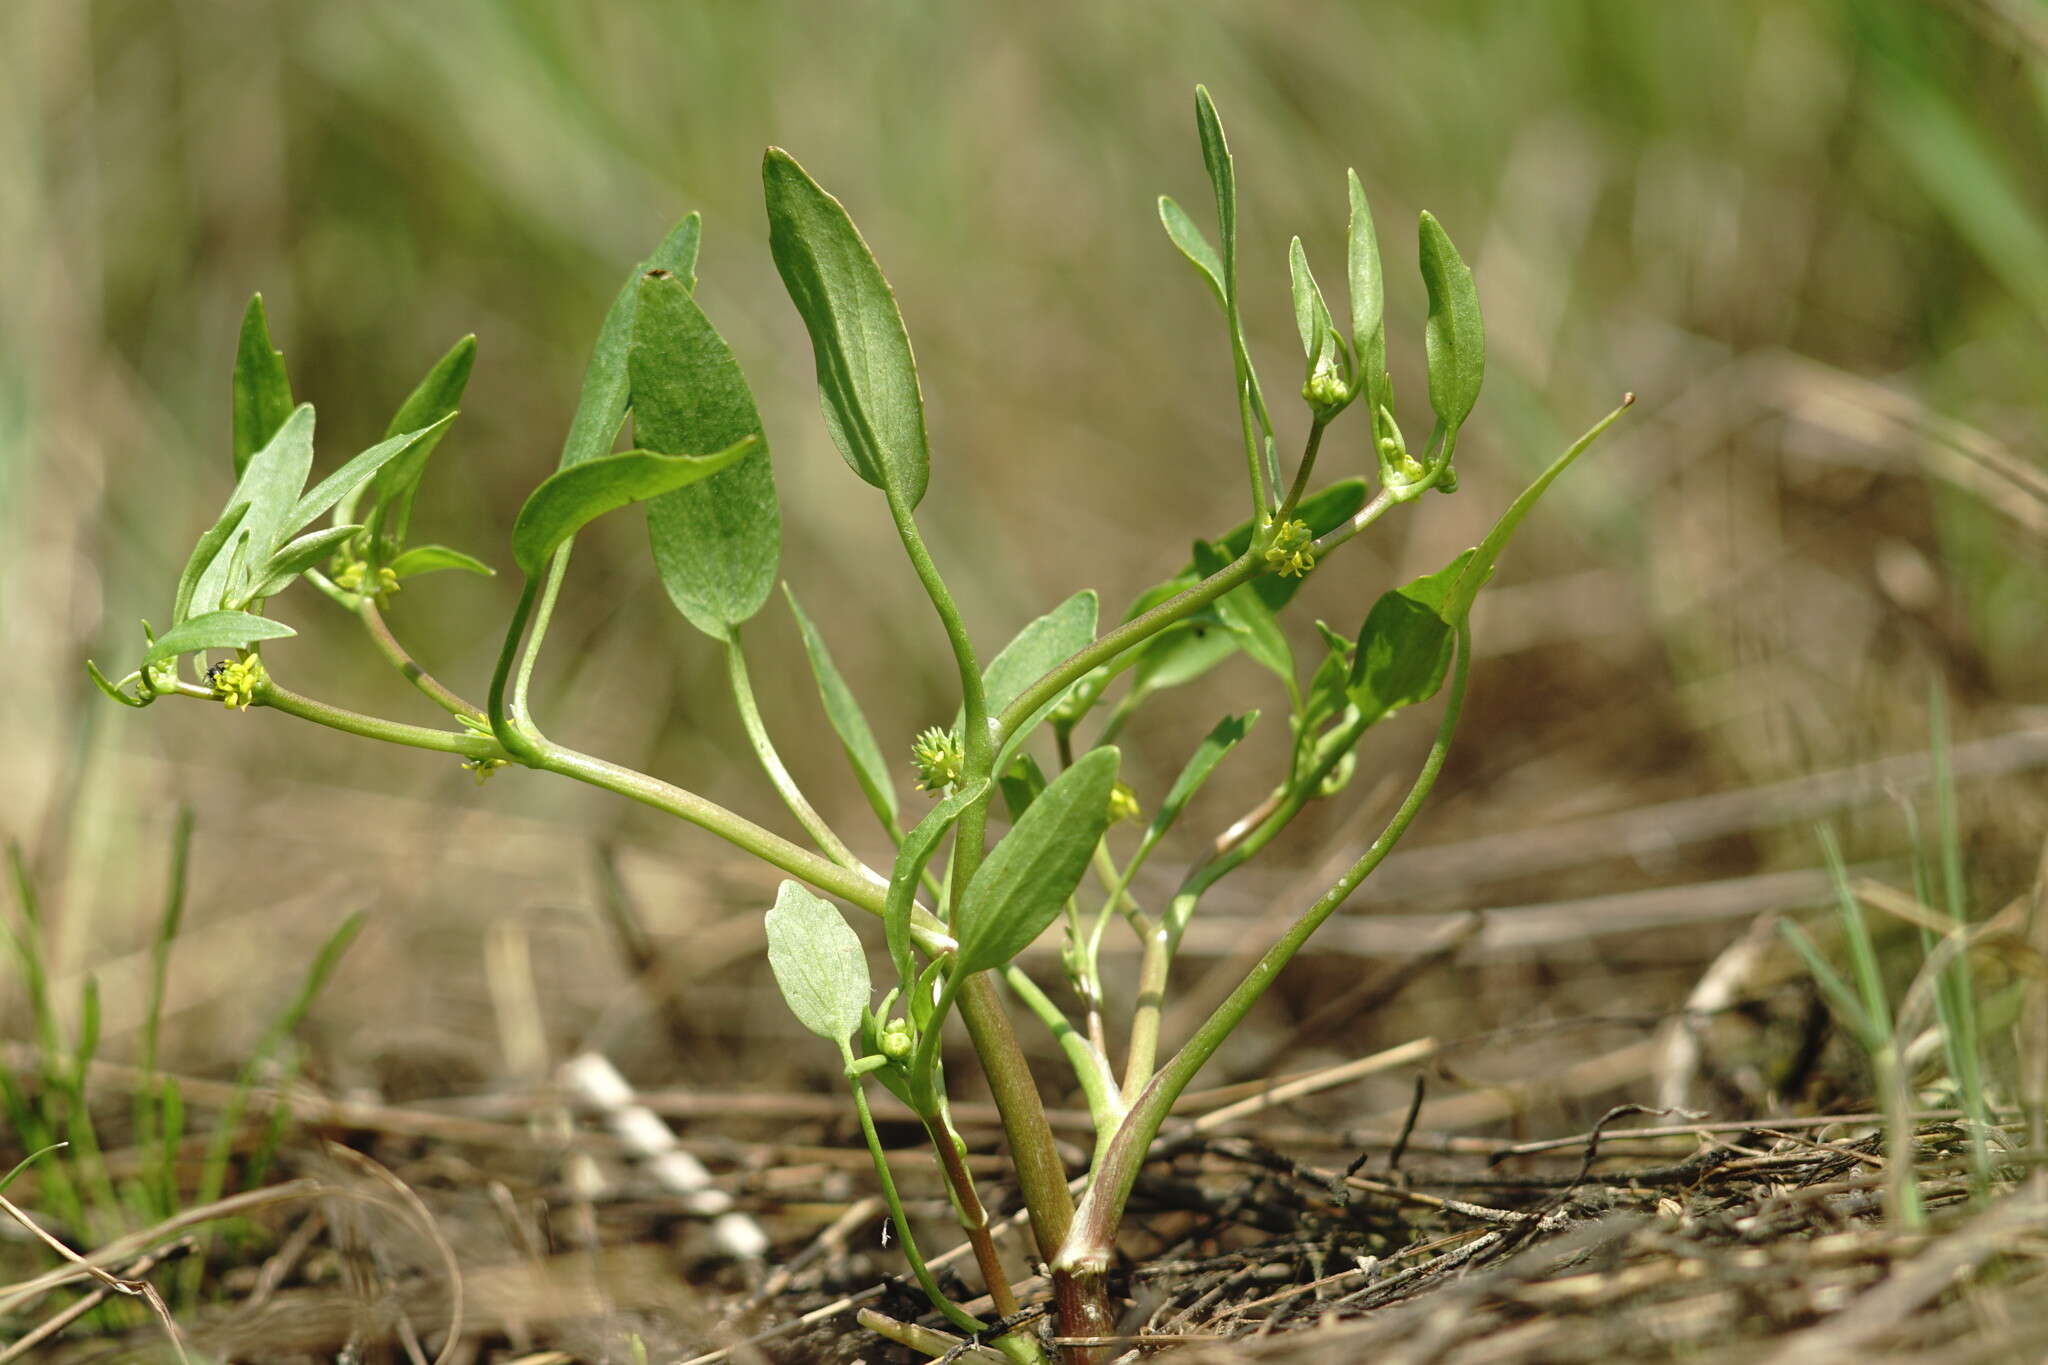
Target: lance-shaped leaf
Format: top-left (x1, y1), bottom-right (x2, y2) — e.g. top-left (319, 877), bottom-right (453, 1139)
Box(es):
top-left (884, 777), bottom-right (987, 992)
top-left (1418, 211), bottom-right (1485, 436)
top-left (294, 415), bottom-right (456, 536)
top-left (388, 545), bottom-right (493, 580)
top-left (1347, 171), bottom-right (1391, 430)
top-left (953, 747), bottom-right (1120, 976)
top-left (232, 294), bottom-right (293, 476)
top-left (140, 611), bottom-right (296, 669)
top-left (763, 149), bottom-right (931, 508)
top-left (172, 501), bottom-right (249, 625)
top-left (764, 881), bottom-right (871, 1044)
top-left (1194, 86), bottom-right (1238, 303)
top-left (1130, 712), bottom-right (1255, 868)
top-left (786, 584), bottom-right (898, 830)
top-left (632, 269), bottom-right (779, 639)
top-left (560, 214), bottom-right (704, 470)
top-left (190, 404), bottom-right (317, 617)
top-left (510, 438), bottom-right (756, 577)
top-left (1346, 550), bottom-right (1473, 724)
top-left (249, 524), bottom-right (363, 601)
top-left (1159, 195), bottom-right (1225, 306)
top-left (1288, 237), bottom-right (1337, 369)
top-left (358, 337), bottom-right (475, 539)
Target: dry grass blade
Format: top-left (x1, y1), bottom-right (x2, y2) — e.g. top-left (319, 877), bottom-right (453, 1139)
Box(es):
top-left (323, 1143), bottom-right (465, 1365)
top-left (0, 1190), bottom-right (193, 1364)
top-left (0, 1178), bottom-right (324, 1313)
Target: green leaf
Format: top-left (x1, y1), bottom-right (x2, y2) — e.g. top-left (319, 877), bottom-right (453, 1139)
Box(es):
top-left (387, 544), bottom-right (494, 580)
top-left (191, 404), bottom-right (317, 617)
top-left (85, 659), bottom-right (147, 707)
top-left (998, 753), bottom-right (1049, 823)
top-left (632, 269), bottom-right (779, 639)
top-left (1347, 171), bottom-right (1391, 430)
top-left (764, 881), bottom-right (871, 1044)
top-left (231, 294), bottom-right (293, 477)
top-left (1196, 540), bottom-right (1293, 687)
top-left (293, 415), bottom-right (455, 535)
top-left (981, 590), bottom-right (1098, 723)
top-left (1418, 211), bottom-right (1485, 436)
top-left (1194, 86), bottom-right (1237, 303)
top-left (140, 611), bottom-right (296, 668)
top-left (560, 214), bottom-right (704, 470)
top-left (763, 148), bottom-right (932, 508)
top-left (510, 439), bottom-right (756, 577)
top-left (1345, 551), bottom-right (1474, 723)
top-left (1288, 237), bottom-right (1334, 365)
top-left (251, 524), bottom-right (363, 600)
top-left (172, 501), bottom-right (249, 625)
top-left (360, 336), bottom-right (475, 539)
top-left (1138, 712), bottom-right (1255, 856)
top-left (954, 747), bottom-right (1119, 976)
top-left (1158, 195), bottom-right (1225, 306)
top-left (884, 778), bottom-right (989, 991)
top-left (786, 584), bottom-right (898, 830)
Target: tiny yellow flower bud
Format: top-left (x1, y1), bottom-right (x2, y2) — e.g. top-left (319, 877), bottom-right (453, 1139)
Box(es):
top-left (462, 756), bottom-right (507, 784)
top-left (1106, 781), bottom-right (1140, 825)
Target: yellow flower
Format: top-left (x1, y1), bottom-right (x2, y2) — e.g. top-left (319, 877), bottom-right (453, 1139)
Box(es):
top-left (204, 656), bottom-right (265, 711)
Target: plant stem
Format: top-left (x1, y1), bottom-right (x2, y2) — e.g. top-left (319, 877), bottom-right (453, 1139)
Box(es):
top-left (1059, 621), bottom-right (1472, 1283)
top-left (956, 971), bottom-right (1075, 1264)
top-left (925, 1112), bottom-right (1022, 1320)
top-left (840, 1058), bottom-right (985, 1335)
top-left (535, 741), bottom-right (901, 922)
top-left (357, 597), bottom-right (485, 720)
top-left (488, 575), bottom-right (545, 764)
top-left (515, 545), bottom-right (574, 718)
top-left (1275, 417), bottom-right (1329, 523)
top-left (997, 550), bottom-right (1263, 744)
top-left (1002, 964), bottom-right (1125, 1160)
top-left (253, 679), bottom-right (500, 758)
top-left (725, 632), bottom-right (865, 871)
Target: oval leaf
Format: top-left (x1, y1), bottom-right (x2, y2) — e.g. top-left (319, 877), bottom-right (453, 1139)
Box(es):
top-left (1418, 211), bottom-right (1485, 435)
top-left (141, 610), bottom-right (296, 669)
top-left (786, 585), bottom-right (898, 829)
top-left (1345, 551), bottom-right (1473, 724)
top-left (765, 881), bottom-right (871, 1044)
top-left (387, 544), bottom-right (494, 580)
top-left (763, 149), bottom-right (932, 508)
top-left (559, 213), bottom-right (704, 470)
top-left (954, 746), bottom-right (1120, 976)
top-left (632, 269), bottom-right (780, 639)
top-left (231, 294), bottom-right (293, 477)
top-left (981, 590), bottom-right (1099, 724)
top-left (510, 439), bottom-right (756, 577)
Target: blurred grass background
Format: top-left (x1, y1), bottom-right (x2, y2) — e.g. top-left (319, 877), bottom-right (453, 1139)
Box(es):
top-left (2, 0), bottom-right (2046, 1109)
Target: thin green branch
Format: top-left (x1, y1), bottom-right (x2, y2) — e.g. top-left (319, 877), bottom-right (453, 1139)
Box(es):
top-left (1063, 620), bottom-right (1472, 1274)
top-left (358, 597), bottom-right (485, 720)
top-left (726, 632), bottom-right (866, 871)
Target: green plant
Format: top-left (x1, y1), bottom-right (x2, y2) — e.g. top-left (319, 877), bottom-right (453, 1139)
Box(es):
top-left (1, 822), bottom-right (359, 1323)
top-left (89, 87), bottom-right (1627, 1361)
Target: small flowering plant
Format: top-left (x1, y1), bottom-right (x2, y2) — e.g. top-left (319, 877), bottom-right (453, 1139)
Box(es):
top-left (93, 88), bottom-right (1627, 1362)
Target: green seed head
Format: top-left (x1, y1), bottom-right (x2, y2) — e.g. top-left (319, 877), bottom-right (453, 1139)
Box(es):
top-left (911, 725), bottom-right (965, 793)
